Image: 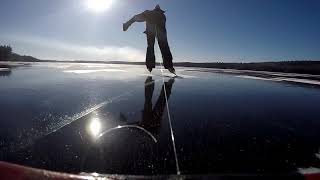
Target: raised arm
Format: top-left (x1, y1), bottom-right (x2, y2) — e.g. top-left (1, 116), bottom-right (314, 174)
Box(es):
top-left (123, 10), bottom-right (149, 31)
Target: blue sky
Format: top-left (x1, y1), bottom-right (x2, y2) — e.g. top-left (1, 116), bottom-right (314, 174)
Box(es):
top-left (0, 0), bottom-right (319, 62)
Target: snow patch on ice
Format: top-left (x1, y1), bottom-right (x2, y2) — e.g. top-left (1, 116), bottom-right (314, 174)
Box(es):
top-left (237, 75), bottom-right (320, 86)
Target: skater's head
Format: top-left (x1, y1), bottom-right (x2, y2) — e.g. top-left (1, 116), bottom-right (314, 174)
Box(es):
top-left (154, 4), bottom-right (165, 13)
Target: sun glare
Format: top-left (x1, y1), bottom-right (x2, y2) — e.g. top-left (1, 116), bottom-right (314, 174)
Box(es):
top-left (86, 0), bottom-right (113, 13)
top-left (88, 118), bottom-right (102, 137)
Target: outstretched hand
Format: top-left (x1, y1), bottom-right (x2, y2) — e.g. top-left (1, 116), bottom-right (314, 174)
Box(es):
top-left (123, 22), bottom-right (130, 31)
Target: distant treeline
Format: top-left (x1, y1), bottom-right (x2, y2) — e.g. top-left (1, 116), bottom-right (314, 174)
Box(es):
top-left (27, 60), bottom-right (320, 75)
top-left (0, 45), bottom-right (39, 63)
top-left (77, 60), bottom-right (320, 75)
top-left (173, 61), bottom-right (320, 75)
top-left (1, 45), bottom-right (319, 74)
top-left (0, 45), bottom-right (12, 61)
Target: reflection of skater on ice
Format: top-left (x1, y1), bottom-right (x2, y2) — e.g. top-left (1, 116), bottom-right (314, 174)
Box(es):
top-left (140, 76), bottom-right (175, 133)
top-left (123, 5), bottom-right (176, 75)
top-left (118, 76), bottom-right (175, 135)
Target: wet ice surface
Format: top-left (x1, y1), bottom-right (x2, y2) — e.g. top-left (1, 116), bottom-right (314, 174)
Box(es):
top-left (0, 62), bottom-right (320, 175)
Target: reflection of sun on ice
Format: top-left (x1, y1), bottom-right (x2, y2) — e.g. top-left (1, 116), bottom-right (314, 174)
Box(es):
top-left (86, 0), bottom-right (113, 13)
top-left (88, 118), bottom-right (101, 137)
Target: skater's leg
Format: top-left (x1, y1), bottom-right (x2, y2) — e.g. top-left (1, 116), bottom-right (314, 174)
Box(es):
top-left (146, 32), bottom-right (156, 71)
top-left (157, 29), bottom-right (173, 70)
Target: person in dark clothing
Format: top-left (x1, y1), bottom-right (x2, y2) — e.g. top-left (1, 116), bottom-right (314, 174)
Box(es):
top-left (123, 5), bottom-right (176, 74)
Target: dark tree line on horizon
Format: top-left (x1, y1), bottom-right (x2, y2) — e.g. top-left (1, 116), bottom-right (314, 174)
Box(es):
top-left (175, 61), bottom-right (320, 75)
top-left (1, 45), bottom-right (319, 74)
top-left (0, 45), bottom-right (12, 61)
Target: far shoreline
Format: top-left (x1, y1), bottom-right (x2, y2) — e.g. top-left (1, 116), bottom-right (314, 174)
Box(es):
top-left (1, 59), bottom-right (320, 75)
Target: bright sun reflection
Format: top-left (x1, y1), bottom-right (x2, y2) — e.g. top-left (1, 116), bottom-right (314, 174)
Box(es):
top-left (86, 0), bottom-right (113, 13)
top-left (89, 118), bottom-right (101, 137)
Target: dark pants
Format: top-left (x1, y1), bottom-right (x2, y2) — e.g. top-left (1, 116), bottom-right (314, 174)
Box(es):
top-left (146, 26), bottom-right (173, 70)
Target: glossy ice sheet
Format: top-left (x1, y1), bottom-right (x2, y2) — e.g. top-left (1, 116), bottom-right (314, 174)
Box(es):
top-left (0, 63), bottom-right (320, 175)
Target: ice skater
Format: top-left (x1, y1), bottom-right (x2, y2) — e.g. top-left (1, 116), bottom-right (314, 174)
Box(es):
top-left (123, 5), bottom-right (176, 75)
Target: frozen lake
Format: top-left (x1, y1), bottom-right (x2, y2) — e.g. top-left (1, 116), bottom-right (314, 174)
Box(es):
top-left (0, 62), bottom-right (320, 175)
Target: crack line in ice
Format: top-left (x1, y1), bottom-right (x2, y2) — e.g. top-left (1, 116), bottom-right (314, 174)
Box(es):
top-left (159, 62), bottom-right (181, 175)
